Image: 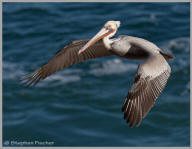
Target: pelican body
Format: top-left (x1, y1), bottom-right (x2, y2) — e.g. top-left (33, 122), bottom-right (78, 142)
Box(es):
top-left (23, 21), bottom-right (173, 127)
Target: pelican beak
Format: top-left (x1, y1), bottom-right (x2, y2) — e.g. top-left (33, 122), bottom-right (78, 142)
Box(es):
top-left (78, 27), bottom-right (112, 55)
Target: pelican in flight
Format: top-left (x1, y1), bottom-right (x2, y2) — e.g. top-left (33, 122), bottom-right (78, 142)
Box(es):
top-left (22, 21), bottom-right (173, 127)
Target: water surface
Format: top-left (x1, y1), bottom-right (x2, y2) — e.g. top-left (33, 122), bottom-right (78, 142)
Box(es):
top-left (3, 2), bottom-right (190, 147)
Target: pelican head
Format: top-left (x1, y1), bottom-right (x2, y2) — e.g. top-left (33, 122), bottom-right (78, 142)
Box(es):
top-left (78, 20), bottom-right (120, 54)
top-left (103, 20), bottom-right (120, 37)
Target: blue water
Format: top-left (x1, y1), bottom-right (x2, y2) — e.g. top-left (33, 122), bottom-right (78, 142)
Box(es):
top-left (3, 2), bottom-right (190, 147)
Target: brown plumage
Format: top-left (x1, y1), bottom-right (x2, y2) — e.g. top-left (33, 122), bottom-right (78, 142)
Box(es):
top-left (122, 54), bottom-right (171, 127)
top-left (22, 39), bottom-right (112, 87)
top-left (22, 21), bottom-right (174, 127)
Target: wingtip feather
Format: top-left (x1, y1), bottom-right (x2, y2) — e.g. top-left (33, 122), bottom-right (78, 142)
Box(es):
top-left (21, 68), bottom-right (42, 87)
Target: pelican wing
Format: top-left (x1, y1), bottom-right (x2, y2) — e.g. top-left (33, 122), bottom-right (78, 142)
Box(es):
top-left (122, 54), bottom-right (171, 127)
top-left (22, 39), bottom-right (112, 86)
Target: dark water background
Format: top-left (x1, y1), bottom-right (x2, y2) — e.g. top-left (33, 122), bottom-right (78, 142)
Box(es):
top-left (3, 2), bottom-right (190, 147)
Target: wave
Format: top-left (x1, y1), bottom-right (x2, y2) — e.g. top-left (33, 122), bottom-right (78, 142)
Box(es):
top-left (89, 58), bottom-right (137, 77)
top-left (3, 61), bottom-right (82, 86)
top-left (166, 37), bottom-right (189, 53)
top-left (3, 37), bottom-right (189, 88)
top-left (38, 70), bottom-right (81, 87)
top-left (3, 58), bottom-right (138, 87)
top-left (161, 37), bottom-right (189, 73)
top-left (3, 62), bottom-right (25, 80)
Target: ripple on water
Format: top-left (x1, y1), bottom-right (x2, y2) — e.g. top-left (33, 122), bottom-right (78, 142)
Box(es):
top-left (3, 3), bottom-right (190, 147)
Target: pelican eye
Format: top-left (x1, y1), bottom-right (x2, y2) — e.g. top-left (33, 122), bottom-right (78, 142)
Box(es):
top-left (105, 25), bottom-right (113, 31)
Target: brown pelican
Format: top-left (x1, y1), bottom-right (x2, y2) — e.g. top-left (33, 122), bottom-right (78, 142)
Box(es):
top-left (22, 21), bottom-right (173, 127)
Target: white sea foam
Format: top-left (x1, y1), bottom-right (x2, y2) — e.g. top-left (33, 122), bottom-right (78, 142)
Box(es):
top-left (3, 62), bottom-right (26, 80)
top-left (161, 37), bottom-right (189, 55)
top-left (42, 70), bottom-right (81, 84)
top-left (161, 37), bottom-right (190, 73)
top-left (3, 61), bottom-right (81, 86)
top-left (4, 37), bottom-right (189, 86)
top-left (167, 37), bottom-right (190, 52)
top-left (89, 58), bottom-right (137, 77)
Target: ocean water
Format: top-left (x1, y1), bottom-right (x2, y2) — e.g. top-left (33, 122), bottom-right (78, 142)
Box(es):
top-left (3, 2), bottom-right (190, 147)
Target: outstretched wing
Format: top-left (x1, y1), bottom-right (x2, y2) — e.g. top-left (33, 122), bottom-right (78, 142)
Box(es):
top-left (22, 39), bottom-right (112, 87)
top-left (122, 54), bottom-right (171, 127)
